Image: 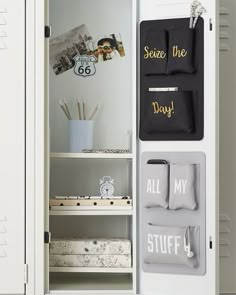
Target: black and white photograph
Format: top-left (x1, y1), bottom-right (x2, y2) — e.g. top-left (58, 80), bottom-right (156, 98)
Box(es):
top-left (50, 24), bottom-right (93, 75)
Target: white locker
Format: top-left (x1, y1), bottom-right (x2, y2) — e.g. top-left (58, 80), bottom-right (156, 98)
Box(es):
top-left (0, 0), bottom-right (222, 294)
top-left (0, 0), bottom-right (25, 294)
top-left (30, 0), bottom-right (219, 294)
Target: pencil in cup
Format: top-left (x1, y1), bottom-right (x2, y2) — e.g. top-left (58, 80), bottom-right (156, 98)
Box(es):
top-left (58, 100), bottom-right (70, 120)
top-left (68, 120), bottom-right (94, 152)
top-left (89, 104), bottom-right (100, 120)
top-left (63, 98), bottom-right (72, 120)
top-left (77, 99), bottom-right (82, 120)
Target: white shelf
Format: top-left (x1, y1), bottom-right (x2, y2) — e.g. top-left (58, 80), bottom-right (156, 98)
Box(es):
top-left (50, 153), bottom-right (134, 159)
top-left (48, 291), bottom-right (134, 295)
top-left (48, 292), bottom-right (134, 295)
top-left (50, 267), bottom-right (133, 273)
top-left (49, 272), bottom-right (133, 294)
top-left (50, 209), bottom-right (134, 216)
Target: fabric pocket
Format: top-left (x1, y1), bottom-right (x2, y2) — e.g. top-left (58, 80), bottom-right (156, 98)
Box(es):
top-left (169, 164), bottom-right (198, 210)
top-left (143, 161), bottom-right (169, 208)
top-left (167, 28), bottom-right (195, 74)
top-left (143, 91), bottom-right (195, 134)
top-left (144, 224), bottom-right (198, 268)
top-left (142, 29), bottom-right (168, 75)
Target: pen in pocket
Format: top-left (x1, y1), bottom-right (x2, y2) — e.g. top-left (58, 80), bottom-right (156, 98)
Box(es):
top-left (149, 87), bottom-right (179, 92)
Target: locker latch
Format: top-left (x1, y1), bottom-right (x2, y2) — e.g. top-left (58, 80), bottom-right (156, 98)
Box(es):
top-left (209, 19), bottom-right (213, 31)
top-left (44, 231), bottom-right (51, 244)
top-left (45, 26), bottom-right (51, 38)
top-left (209, 236), bottom-right (213, 249)
top-left (24, 264), bottom-right (28, 284)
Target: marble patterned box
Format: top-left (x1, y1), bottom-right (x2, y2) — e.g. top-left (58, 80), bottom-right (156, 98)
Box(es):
top-left (49, 254), bottom-right (132, 268)
top-left (50, 239), bottom-right (131, 255)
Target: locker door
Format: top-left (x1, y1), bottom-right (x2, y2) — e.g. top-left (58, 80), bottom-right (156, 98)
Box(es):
top-left (0, 0), bottom-right (25, 293)
top-left (138, 0), bottom-right (218, 294)
top-left (219, 0), bottom-right (236, 293)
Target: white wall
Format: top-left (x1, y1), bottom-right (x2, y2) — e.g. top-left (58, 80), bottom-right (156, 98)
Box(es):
top-left (50, 159), bottom-right (132, 196)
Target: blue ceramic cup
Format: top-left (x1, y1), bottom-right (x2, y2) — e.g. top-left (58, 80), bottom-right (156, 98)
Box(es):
top-left (69, 120), bottom-right (94, 152)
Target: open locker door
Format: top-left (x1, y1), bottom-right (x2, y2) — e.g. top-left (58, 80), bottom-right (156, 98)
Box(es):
top-left (0, 0), bottom-right (25, 294)
top-left (138, 0), bottom-right (218, 295)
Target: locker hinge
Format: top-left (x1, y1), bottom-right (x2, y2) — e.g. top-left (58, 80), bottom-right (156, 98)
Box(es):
top-left (209, 18), bottom-right (213, 31)
top-left (45, 25), bottom-right (51, 38)
top-left (44, 231), bottom-right (51, 244)
top-left (24, 264), bottom-right (28, 285)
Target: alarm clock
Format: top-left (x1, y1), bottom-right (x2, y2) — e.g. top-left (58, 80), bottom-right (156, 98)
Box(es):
top-left (100, 176), bottom-right (115, 198)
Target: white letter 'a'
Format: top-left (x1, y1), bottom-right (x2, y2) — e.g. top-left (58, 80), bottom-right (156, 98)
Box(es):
top-left (147, 179), bottom-right (152, 193)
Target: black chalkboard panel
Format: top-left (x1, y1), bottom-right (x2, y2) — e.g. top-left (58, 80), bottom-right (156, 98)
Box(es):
top-left (140, 18), bottom-right (204, 141)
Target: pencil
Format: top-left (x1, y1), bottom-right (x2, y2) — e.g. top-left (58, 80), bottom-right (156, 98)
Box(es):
top-left (58, 100), bottom-right (70, 120)
top-left (89, 104), bottom-right (100, 120)
top-left (61, 99), bottom-right (70, 119)
top-left (77, 98), bottom-right (82, 120)
top-left (82, 99), bottom-right (86, 120)
top-left (64, 98), bottom-right (72, 120)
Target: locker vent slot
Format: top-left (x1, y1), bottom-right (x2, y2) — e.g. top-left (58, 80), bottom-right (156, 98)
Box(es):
top-left (219, 11), bottom-right (231, 51)
top-left (219, 213), bottom-right (231, 258)
top-left (219, 6), bottom-right (230, 15)
top-left (0, 216), bottom-right (7, 258)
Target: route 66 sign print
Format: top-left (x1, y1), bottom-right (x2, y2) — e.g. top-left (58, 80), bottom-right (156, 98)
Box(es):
top-left (74, 54), bottom-right (97, 77)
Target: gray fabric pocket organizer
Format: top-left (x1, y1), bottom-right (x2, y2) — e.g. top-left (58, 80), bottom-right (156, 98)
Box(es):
top-left (144, 224), bottom-right (199, 268)
top-left (141, 152), bottom-right (206, 275)
top-left (169, 164), bottom-right (198, 210)
top-left (143, 161), bottom-right (169, 208)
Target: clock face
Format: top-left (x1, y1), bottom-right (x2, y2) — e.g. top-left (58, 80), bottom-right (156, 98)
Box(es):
top-left (100, 182), bottom-right (114, 197)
